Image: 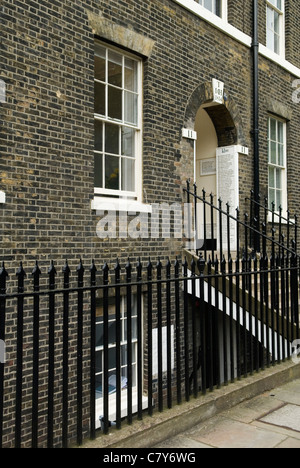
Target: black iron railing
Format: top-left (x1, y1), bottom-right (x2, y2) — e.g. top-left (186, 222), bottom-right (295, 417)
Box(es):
top-left (184, 180), bottom-right (299, 263)
top-left (0, 182), bottom-right (299, 447)
top-left (0, 250), bottom-right (299, 448)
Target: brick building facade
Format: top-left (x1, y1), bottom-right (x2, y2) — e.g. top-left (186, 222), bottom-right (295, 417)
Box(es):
top-left (1, 0), bottom-right (300, 447)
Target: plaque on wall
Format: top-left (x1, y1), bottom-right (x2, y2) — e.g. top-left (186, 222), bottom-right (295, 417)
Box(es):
top-left (200, 158), bottom-right (216, 176)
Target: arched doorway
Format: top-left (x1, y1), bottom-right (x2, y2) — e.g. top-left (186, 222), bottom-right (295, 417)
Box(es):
top-left (181, 81), bottom-right (247, 254)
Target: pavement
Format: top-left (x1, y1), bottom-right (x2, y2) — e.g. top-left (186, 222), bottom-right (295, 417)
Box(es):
top-left (155, 378), bottom-right (300, 449)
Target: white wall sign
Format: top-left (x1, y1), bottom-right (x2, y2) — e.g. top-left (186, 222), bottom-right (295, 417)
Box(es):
top-left (212, 78), bottom-right (224, 104)
top-left (216, 145), bottom-right (247, 251)
top-left (200, 158), bottom-right (216, 176)
top-left (182, 128), bottom-right (197, 140)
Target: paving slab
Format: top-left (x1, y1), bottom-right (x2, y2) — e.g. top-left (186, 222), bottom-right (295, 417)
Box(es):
top-left (268, 380), bottom-right (300, 406)
top-left (252, 420), bottom-right (300, 440)
top-left (221, 394), bottom-right (285, 424)
top-left (276, 438), bottom-right (300, 448)
top-left (260, 404), bottom-right (300, 433)
top-left (185, 416), bottom-right (286, 449)
top-left (155, 436), bottom-right (212, 449)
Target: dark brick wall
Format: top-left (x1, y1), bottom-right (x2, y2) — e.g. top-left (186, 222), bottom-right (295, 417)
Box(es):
top-left (1, 0), bottom-right (300, 447)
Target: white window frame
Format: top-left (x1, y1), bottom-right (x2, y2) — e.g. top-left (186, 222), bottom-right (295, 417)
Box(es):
top-left (94, 42), bottom-right (143, 202)
top-left (268, 116), bottom-right (287, 221)
top-left (195, 0), bottom-right (224, 17)
top-left (266, 0), bottom-right (285, 58)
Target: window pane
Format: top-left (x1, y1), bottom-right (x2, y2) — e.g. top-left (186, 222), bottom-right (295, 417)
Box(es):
top-left (278, 121), bottom-right (284, 143)
top-left (95, 55), bottom-right (106, 82)
top-left (269, 167), bottom-right (275, 188)
top-left (94, 81), bottom-right (105, 115)
top-left (122, 127), bottom-right (135, 157)
top-left (269, 189), bottom-right (276, 210)
top-left (108, 86), bottom-right (122, 120)
top-left (270, 118), bottom-right (277, 141)
top-left (125, 91), bottom-right (138, 125)
top-left (105, 155), bottom-right (119, 190)
top-left (276, 190), bottom-right (282, 211)
top-left (276, 168), bottom-right (282, 189)
top-left (270, 142), bottom-right (277, 164)
top-left (96, 322), bottom-right (104, 348)
top-left (278, 144), bottom-right (284, 166)
top-left (121, 158), bottom-right (135, 192)
top-left (105, 123), bottom-right (119, 155)
top-left (274, 11), bottom-right (280, 34)
top-left (94, 154), bottom-right (103, 189)
top-left (108, 52), bottom-right (122, 87)
top-left (125, 59), bottom-right (137, 92)
top-left (108, 321), bottom-right (116, 345)
top-left (108, 347), bottom-right (116, 371)
top-left (96, 350), bottom-right (103, 374)
top-left (95, 374), bottom-right (102, 395)
top-left (95, 120), bottom-right (103, 151)
top-left (204, 0), bottom-right (213, 12)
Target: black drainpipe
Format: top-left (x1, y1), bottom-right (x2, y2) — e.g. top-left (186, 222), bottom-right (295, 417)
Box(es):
top-left (252, 0), bottom-right (260, 250)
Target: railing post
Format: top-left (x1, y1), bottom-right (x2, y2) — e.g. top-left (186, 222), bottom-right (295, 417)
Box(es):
top-left (31, 261), bottom-right (41, 448)
top-left (198, 254), bottom-right (206, 395)
top-left (90, 260), bottom-right (97, 440)
top-left (270, 229), bottom-right (276, 366)
top-left (147, 259), bottom-right (153, 416)
top-left (191, 258), bottom-right (198, 398)
top-left (62, 260), bottom-right (70, 448)
top-left (136, 258), bottom-right (143, 419)
top-left (214, 256), bottom-right (221, 388)
top-left (174, 257), bottom-right (182, 405)
top-left (47, 260), bottom-right (57, 448)
top-left (166, 258), bottom-right (172, 409)
top-left (76, 259), bottom-right (84, 445)
top-left (207, 257), bottom-right (214, 391)
top-left (156, 259), bottom-right (163, 412)
top-left (15, 263), bottom-right (26, 448)
top-left (221, 255), bottom-right (228, 385)
top-left (219, 198), bottom-right (223, 262)
top-left (210, 193), bottom-right (215, 261)
top-left (125, 259), bottom-right (133, 423)
top-left (102, 261), bottom-right (109, 434)
top-left (0, 263), bottom-right (8, 450)
top-left (226, 202), bottom-right (231, 260)
top-left (114, 259), bottom-right (121, 428)
top-left (183, 258), bottom-right (190, 401)
top-left (203, 189), bottom-right (207, 261)
top-left (280, 236), bottom-right (286, 362)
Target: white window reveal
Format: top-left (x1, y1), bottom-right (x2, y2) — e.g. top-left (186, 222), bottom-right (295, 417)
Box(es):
top-left (266, 0), bottom-right (285, 56)
top-left (268, 117), bottom-right (287, 215)
top-left (94, 43), bottom-right (142, 200)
